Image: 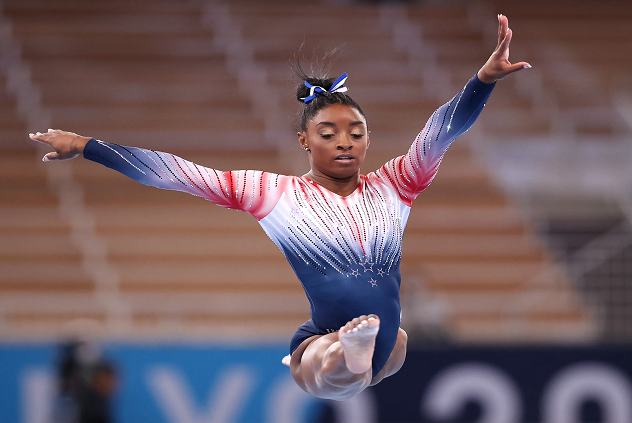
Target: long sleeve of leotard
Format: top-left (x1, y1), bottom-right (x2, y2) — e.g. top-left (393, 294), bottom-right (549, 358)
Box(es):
top-left (374, 74), bottom-right (494, 206)
top-left (82, 139), bottom-right (285, 220)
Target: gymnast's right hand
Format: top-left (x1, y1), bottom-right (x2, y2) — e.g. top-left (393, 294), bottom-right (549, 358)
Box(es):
top-left (29, 129), bottom-right (91, 162)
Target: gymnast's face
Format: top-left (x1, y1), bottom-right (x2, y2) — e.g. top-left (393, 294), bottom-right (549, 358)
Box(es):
top-left (299, 104), bottom-right (370, 180)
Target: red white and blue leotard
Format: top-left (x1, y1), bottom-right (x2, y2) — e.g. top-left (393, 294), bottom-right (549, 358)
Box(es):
top-left (83, 75), bottom-right (494, 377)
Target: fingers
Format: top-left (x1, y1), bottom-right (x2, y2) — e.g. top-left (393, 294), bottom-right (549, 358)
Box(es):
top-left (506, 61), bottom-right (532, 75)
top-left (29, 128), bottom-right (61, 143)
top-left (494, 18), bottom-right (532, 73)
top-left (499, 27), bottom-right (513, 55)
top-left (496, 14), bottom-right (508, 49)
top-left (42, 151), bottom-right (60, 162)
top-left (29, 131), bottom-right (50, 144)
top-left (482, 14), bottom-right (531, 82)
top-left (496, 15), bottom-right (501, 48)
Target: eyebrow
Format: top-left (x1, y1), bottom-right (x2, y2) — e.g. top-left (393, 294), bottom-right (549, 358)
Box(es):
top-left (316, 121), bottom-right (366, 127)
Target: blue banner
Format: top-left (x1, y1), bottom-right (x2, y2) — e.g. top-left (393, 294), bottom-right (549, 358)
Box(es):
top-left (2, 343), bottom-right (632, 423)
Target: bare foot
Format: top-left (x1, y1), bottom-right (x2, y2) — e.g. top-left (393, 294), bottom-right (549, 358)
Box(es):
top-left (338, 314), bottom-right (380, 374)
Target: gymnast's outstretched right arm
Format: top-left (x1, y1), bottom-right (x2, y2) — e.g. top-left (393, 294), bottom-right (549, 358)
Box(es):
top-left (29, 130), bottom-right (284, 219)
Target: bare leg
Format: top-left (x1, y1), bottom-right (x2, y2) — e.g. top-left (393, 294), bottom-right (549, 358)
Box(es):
top-left (289, 315), bottom-right (407, 400)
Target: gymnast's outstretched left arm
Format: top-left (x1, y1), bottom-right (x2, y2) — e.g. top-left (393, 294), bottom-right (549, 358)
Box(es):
top-left (374, 14), bottom-right (531, 205)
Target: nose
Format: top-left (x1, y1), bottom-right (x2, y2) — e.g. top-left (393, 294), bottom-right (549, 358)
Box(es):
top-left (337, 134), bottom-right (353, 150)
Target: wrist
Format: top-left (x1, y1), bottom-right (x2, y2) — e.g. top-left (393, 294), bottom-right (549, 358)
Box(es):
top-left (73, 136), bottom-right (91, 155)
top-left (477, 68), bottom-right (497, 85)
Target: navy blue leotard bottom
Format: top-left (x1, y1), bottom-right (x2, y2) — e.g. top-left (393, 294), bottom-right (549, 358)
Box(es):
top-left (290, 319), bottom-right (330, 354)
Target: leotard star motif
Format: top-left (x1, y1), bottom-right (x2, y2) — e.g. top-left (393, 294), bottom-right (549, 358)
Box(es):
top-left (360, 261), bottom-right (374, 273)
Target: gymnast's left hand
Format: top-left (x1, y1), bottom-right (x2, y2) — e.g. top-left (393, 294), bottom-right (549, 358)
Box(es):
top-left (477, 14), bottom-right (531, 84)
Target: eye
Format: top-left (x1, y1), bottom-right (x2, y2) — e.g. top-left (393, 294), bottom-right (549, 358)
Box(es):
top-left (320, 133), bottom-right (335, 139)
top-left (351, 133), bottom-right (365, 139)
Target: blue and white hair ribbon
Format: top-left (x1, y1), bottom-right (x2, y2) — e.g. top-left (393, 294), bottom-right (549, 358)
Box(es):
top-left (301, 73), bottom-right (349, 104)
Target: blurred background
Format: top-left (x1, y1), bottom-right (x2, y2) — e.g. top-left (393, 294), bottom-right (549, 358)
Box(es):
top-left (1, 0), bottom-right (632, 422)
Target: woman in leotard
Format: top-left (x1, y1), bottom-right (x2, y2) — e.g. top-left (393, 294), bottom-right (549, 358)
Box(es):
top-left (30, 15), bottom-right (529, 400)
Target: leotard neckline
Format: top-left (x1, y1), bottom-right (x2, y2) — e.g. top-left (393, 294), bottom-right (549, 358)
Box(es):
top-left (300, 175), bottom-right (365, 200)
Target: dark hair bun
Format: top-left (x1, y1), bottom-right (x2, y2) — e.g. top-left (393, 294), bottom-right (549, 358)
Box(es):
top-left (296, 77), bottom-right (336, 103)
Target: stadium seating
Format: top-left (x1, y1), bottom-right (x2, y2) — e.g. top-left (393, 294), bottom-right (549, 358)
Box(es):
top-left (0, 0), bottom-right (603, 342)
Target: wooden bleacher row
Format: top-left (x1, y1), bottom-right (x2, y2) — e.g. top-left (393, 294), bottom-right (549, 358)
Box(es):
top-left (0, 0), bottom-right (597, 341)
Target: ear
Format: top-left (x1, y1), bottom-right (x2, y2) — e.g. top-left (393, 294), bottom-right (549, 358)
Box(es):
top-left (298, 131), bottom-right (309, 150)
top-left (366, 131), bottom-right (371, 149)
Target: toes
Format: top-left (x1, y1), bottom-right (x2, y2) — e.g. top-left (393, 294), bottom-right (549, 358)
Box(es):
top-left (340, 315), bottom-right (381, 335)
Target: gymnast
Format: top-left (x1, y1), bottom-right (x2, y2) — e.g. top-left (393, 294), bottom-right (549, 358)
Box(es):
top-left (30, 15), bottom-right (529, 400)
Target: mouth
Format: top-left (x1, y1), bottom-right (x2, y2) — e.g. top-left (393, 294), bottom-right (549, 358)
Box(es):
top-left (335, 154), bottom-right (356, 162)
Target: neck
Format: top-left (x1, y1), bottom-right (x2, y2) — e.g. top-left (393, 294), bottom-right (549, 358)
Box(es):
top-left (303, 169), bottom-right (361, 197)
